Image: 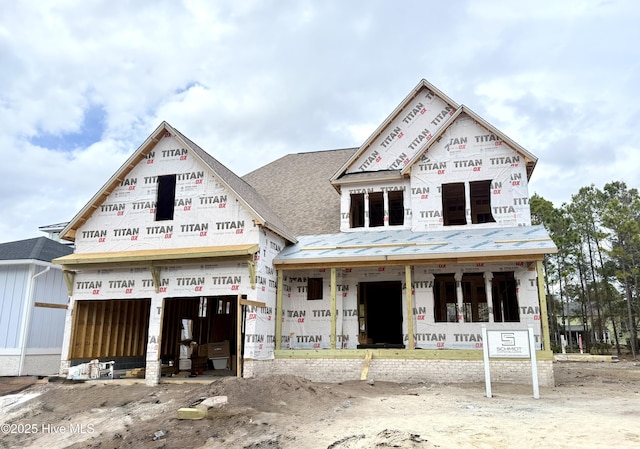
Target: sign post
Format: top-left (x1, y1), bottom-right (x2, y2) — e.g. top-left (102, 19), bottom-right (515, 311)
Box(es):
top-left (482, 326), bottom-right (540, 399)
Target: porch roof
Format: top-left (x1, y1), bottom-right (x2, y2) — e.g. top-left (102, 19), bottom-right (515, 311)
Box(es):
top-left (53, 244), bottom-right (259, 268)
top-left (274, 225), bottom-right (557, 268)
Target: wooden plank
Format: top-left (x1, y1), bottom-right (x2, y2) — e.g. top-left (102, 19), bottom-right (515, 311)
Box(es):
top-left (34, 302), bottom-right (67, 310)
top-left (104, 301), bottom-right (113, 358)
top-left (237, 295), bottom-right (242, 378)
top-left (239, 298), bottom-right (266, 308)
top-left (67, 302), bottom-right (79, 359)
top-left (360, 350), bottom-right (373, 380)
top-left (330, 268), bottom-right (336, 350)
top-left (119, 300), bottom-right (129, 357)
top-left (95, 301), bottom-right (105, 357)
top-left (89, 301), bottom-right (98, 357)
top-left (405, 265), bottom-right (414, 350)
top-left (110, 301), bottom-right (120, 357)
top-left (78, 301), bottom-right (89, 359)
top-left (275, 271), bottom-right (283, 351)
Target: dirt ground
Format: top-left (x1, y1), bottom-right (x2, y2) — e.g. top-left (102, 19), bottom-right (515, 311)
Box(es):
top-left (1, 360), bottom-right (639, 449)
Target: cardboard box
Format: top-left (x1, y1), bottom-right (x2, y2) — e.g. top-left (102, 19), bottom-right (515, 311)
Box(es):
top-left (191, 356), bottom-right (208, 370)
top-left (205, 341), bottom-right (230, 358)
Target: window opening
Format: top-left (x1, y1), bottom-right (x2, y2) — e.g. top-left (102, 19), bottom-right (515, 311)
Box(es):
top-left (369, 192), bottom-right (384, 227)
top-left (155, 174), bottom-right (177, 221)
top-left (388, 190), bottom-right (404, 226)
top-left (462, 273), bottom-right (488, 322)
top-left (350, 193), bottom-right (365, 228)
top-left (470, 180), bottom-right (495, 224)
top-left (307, 278), bottom-right (323, 300)
top-left (442, 182), bottom-right (466, 225)
top-left (492, 272), bottom-right (519, 322)
top-left (433, 274), bottom-right (458, 322)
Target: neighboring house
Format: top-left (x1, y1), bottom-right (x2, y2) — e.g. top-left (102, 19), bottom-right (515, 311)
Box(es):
top-left (0, 237), bottom-right (73, 376)
top-left (39, 222), bottom-right (74, 246)
top-left (54, 79), bottom-right (557, 386)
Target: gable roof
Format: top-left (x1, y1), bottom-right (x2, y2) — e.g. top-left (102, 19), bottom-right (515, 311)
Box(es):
top-left (330, 80), bottom-right (539, 186)
top-left (60, 122), bottom-right (297, 244)
top-left (242, 148), bottom-right (358, 236)
top-left (330, 79), bottom-right (459, 184)
top-left (0, 237), bottom-right (73, 262)
top-left (400, 105), bottom-right (538, 180)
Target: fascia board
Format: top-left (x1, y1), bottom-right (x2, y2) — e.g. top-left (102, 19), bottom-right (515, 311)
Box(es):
top-left (400, 105), bottom-right (538, 178)
top-left (458, 106), bottom-right (538, 178)
top-left (274, 247), bottom-right (555, 268)
top-left (166, 124), bottom-right (298, 244)
top-left (53, 243), bottom-right (260, 267)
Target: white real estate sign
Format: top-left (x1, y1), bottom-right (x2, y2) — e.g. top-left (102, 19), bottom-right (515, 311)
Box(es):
top-left (482, 327), bottom-right (539, 399)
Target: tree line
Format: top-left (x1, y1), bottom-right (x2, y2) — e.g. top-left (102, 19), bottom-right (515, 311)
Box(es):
top-left (531, 181), bottom-right (639, 357)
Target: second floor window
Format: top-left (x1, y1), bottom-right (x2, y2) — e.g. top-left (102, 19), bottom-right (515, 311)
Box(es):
top-left (349, 190), bottom-right (405, 228)
top-left (442, 180), bottom-right (495, 226)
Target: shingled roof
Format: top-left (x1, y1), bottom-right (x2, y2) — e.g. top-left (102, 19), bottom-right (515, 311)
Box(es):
top-left (242, 148), bottom-right (357, 236)
top-left (170, 125), bottom-right (297, 243)
top-left (0, 237), bottom-right (73, 262)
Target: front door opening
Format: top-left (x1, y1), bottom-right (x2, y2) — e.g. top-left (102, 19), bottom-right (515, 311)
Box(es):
top-left (357, 281), bottom-right (404, 349)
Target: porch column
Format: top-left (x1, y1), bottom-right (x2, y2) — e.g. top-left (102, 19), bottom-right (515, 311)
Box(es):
top-left (536, 261), bottom-right (552, 352)
top-left (330, 268), bottom-right (337, 349)
top-left (275, 270), bottom-right (283, 351)
top-left (455, 272), bottom-right (464, 323)
top-left (405, 265), bottom-right (415, 349)
top-left (484, 271), bottom-right (494, 323)
top-left (144, 294), bottom-right (163, 386)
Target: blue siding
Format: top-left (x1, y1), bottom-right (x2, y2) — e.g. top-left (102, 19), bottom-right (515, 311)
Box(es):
top-left (0, 265), bottom-right (28, 348)
top-left (28, 268), bottom-right (68, 349)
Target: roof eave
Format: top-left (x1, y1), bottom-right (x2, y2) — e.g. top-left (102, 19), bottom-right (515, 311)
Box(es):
top-left (274, 247), bottom-right (556, 269)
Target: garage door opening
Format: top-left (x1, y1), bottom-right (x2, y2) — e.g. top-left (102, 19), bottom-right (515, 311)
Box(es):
top-left (161, 296), bottom-right (237, 374)
top-left (357, 281), bottom-right (404, 349)
top-left (69, 298), bottom-right (150, 369)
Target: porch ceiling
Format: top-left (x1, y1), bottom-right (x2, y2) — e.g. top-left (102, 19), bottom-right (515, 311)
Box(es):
top-left (274, 225), bottom-right (557, 268)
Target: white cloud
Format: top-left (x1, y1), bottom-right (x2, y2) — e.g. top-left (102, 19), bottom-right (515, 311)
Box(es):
top-left (1, 0), bottom-right (639, 242)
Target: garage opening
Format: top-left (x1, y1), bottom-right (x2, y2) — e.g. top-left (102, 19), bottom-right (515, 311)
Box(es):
top-left (161, 296), bottom-right (237, 374)
top-left (357, 281), bottom-right (404, 348)
top-left (69, 298), bottom-right (150, 368)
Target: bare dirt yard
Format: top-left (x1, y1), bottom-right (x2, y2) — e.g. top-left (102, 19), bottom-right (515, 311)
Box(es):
top-left (1, 360), bottom-right (639, 449)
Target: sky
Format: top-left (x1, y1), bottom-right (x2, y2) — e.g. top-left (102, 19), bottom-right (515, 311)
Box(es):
top-left (1, 0), bottom-right (639, 244)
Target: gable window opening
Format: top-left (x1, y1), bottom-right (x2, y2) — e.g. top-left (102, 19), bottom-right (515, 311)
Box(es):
top-left (470, 180), bottom-right (496, 224)
top-left (349, 190), bottom-right (404, 228)
top-left (442, 180), bottom-right (495, 226)
top-left (155, 174), bottom-right (177, 221)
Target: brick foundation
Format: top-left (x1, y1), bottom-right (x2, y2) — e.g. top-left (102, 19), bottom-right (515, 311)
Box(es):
top-left (244, 358), bottom-right (554, 387)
